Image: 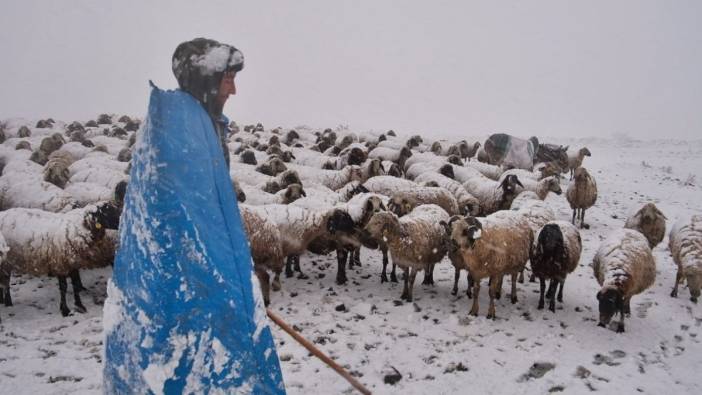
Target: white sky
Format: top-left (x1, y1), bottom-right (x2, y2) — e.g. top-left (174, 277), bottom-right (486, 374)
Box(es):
top-left (1, 0), bottom-right (700, 140)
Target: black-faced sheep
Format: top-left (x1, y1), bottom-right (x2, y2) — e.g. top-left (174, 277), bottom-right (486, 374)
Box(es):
top-left (592, 228), bottom-right (656, 333)
top-left (566, 167), bottom-right (597, 229)
top-left (624, 203), bottom-right (667, 249)
top-left (669, 215), bottom-right (702, 303)
top-left (0, 202), bottom-right (121, 316)
top-left (461, 174), bottom-right (524, 215)
top-left (530, 221), bottom-right (582, 312)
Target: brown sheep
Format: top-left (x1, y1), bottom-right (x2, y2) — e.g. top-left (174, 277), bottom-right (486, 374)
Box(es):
top-left (624, 203), bottom-right (667, 249)
top-left (669, 215), bottom-right (702, 303)
top-left (566, 167), bottom-right (597, 229)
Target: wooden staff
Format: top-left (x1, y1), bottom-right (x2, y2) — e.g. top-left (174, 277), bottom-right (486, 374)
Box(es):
top-left (266, 308), bottom-right (372, 395)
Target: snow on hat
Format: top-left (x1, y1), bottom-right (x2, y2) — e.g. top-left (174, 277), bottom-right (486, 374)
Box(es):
top-left (172, 38), bottom-right (244, 116)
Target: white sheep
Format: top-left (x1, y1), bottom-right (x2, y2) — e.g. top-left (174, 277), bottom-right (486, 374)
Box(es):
top-left (0, 202), bottom-right (121, 316)
top-left (461, 174), bottom-right (523, 215)
top-left (364, 204), bottom-right (449, 302)
top-left (465, 160), bottom-right (504, 180)
top-left (500, 175), bottom-right (562, 200)
top-left (669, 214), bottom-right (702, 303)
top-left (0, 172), bottom-right (77, 212)
top-left (592, 228), bottom-right (656, 333)
top-left (567, 147), bottom-right (592, 179)
top-left (566, 167), bottom-right (597, 229)
top-left (413, 172), bottom-right (481, 216)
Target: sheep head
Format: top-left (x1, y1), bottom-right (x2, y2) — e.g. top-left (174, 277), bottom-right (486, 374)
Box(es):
top-left (326, 209), bottom-right (356, 236)
top-left (386, 163), bottom-right (403, 178)
top-left (366, 159), bottom-right (384, 178)
top-left (684, 265), bottom-right (701, 303)
top-left (446, 155), bottom-right (463, 166)
top-left (636, 203), bottom-right (667, 224)
top-left (459, 197), bottom-right (480, 217)
top-left (579, 147), bottom-right (592, 157)
top-left (278, 170), bottom-right (302, 188)
top-left (84, 201), bottom-right (122, 239)
top-left (440, 215), bottom-right (464, 254)
top-left (430, 141), bottom-right (442, 154)
top-left (596, 286), bottom-right (624, 328)
top-left (546, 176), bottom-right (562, 195)
top-left (388, 195), bottom-right (416, 217)
top-left (500, 174), bottom-right (524, 196)
top-left (537, 161), bottom-right (561, 179)
top-left (378, 134), bottom-right (387, 142)
top-left (268, 135), bottom-right (280, 146)
top-left (449, 216), bottom-right (483, 250)
top-left (360, 196), bottom-right (387, 226)
top-left (364, 212), bottom-right (400, 241)
top-left (347, 147), bottom-right (367, 167)
top-left (573, 167), bottom-right (591, 183)
top-left (240, 149), bottom-right (257, 165)
top-left (346, 165), bottom-right (364, 183)
top-left (282, 184), bottom-right (306, 204)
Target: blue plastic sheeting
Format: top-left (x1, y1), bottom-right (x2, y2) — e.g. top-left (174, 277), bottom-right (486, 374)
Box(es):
top-left (103, 84), bottom-right (285, 394)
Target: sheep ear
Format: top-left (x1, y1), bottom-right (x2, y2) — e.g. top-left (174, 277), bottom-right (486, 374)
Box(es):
top-left (515, 177), bottom-right (524, 188)
top-left (655, 207), bottom-right (667, 219)
top-left (301, 189), bottom-right (307, 197)
top-left (379, 162), bottom-right (386, 173)
top-left (596, 290), bottom-right (602, 301)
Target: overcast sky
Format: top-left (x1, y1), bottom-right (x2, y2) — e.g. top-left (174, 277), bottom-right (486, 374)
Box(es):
top-left (1, 0), bottom-right (700, 140)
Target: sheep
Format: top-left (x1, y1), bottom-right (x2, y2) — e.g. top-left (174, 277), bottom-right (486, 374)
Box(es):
top-left (246, 204), bottom-right (336, 279)
top-left (256, 157), bottom-right (287, 176)
top-left (438, 164), bottom-right (483, 183)
top-left (241, 183), bottom-right (306, 206)
top-left (64, 182), bottom-right (114, 207)
top-left (338, 144), bottom-right (368, 167)
top-left (476, 147), bottom-right (489, 163)
top-left (464, 161), bottom-right (504, 180)
top-left (624, 203), bottom-right (667, 249)
top-left (359, 158), bottom-right (385, 181)
top-left (413, 172), bottom-right (481, 216)
top-left (403, 151), bottom-right (450, 172)
top-left (530, 221), bottom-right (582, 312)
top-left (567, 147), bottom-right (592, 179)
top-left (383, 160), bottom-right (403, 178)
top-left (592, 228), bottom-right (656, 332)
top-left (447, 212), bottom-right (533, 318)
top-left (363, 176), bottom-right (423, 197)
top-left (669, 214), bottom-right (702, 303)
top-left (43, 150), bottom-right (75, 189)
top-left (364, 204), bottom-right (449, 302)
top-left (368, 146), bottom-right (413, 169)
top-left (461, 174), bottom-right (523, 215)
top-left (566, 167), bottom-right (598, 229)
top-left (510, 175), bottom-right (562, 200)
top-left (388, 187), bottom-right (460, 217)
top-left (15, 140), bottom-right (32, 151)
top-left (0, 202), bottom-right (121, 315)
top-left (116, 147), bottom-right (132, 162)
top-left (239, 205), bottom-right (286, 306)
top-left (262, 170), bottom-right (303, 194)
top-left (291, 164), bottom-right (362, 191)
top-left (440, 215), bottom-right (474, 298)
top-left (0, 172), bottom-right (77, 212)
top-left (240, 149), bottom-right (258, 165)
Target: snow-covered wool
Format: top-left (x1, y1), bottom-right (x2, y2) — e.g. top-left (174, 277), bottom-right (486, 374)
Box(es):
top-left (116, 147), bottom-right (132, 162)
top-left (239, 149), bottom-right (257, 165)
top-left (0, 202), bottom-right (121, 316)
top-left (337, 144), bottom-right (368, 167)
top-left (404, 162), bottom-right (443, 180)
top-left (413, 172), bottom-right (480, 216)
top-left (461, 174), bottom-right (523, 215)
top-left (1, 158), bottom-right (42, 179)
top-left (500, 168), bottom-right (548, 182)
top-left (0, 172), bottom-right (77, 212)
top-left (567, 147), bottom-right (592, 179)
top-left (388, 187), bottom-right (460, 217)
top-left (70, 166), bottom-right (128, 192)
top-left (530, 221), bottom-right (582, 312)
top-left (566, 167), bottom-right (598, 229)
top-left (364, 204), bottom-right (449, 301)
top-left (241, 183), bottom-right (306, 206)
top-left (438, 164), bottom-right (483, 183)
top-left (439, 215), bottom-right (473, 298)
top-left (262, 169), bottom-right (302, 194)
top-left (359, 158), bottom-right (384, 181)
top-left (669, 214), bottom-right (702, 303)
top-left (69, 152), bottom-right (129, 176)
top-left (382, 160), bottom-right (403, 178)
top-left (239, 204), bottom-right (286, 306)
top-left (624, 203), bottom-right (667, 249)
top-left (464, 160), bottom-right (504, 180)
top-left (64, 182), bottom-right (114, 207)
top-left (368, 146), bottom-right (413, 168)
top-left (362, 175), bottom-right (422, 197)
top-left (448, 211), bottom-right (534, 318)
top-left (290, 164), bottom-right (361, 191)
top-left (56, 141), bottom-right (94, 161)
top-left (43, 150), bottom-right (75, 189)
top-left (592, 228), bottom-right (656, 332)
top-left (402, 151), bottom-right (447, 172)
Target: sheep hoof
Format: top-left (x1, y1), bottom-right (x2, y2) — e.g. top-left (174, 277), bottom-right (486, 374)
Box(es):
top-left (557, 295), bottom-right (563, 303)
top-left (529, 275), bottom-right (536, 283)
top-left (549, 304), bottom-right (556, 313)
top-left (495, 292), bottom-right (502, 300)
top-left (381, 274), bottom-right (388, 283)
top-left (336, 277), bottom-right (347, 286)
top-left (487, 313), bottom-right (495, 320)
top-left (670, 289), bottom-right (677, 298)
top-left (597, 322), bottom-right (606, 328)
top-left (297, 273), bottom-right (309, 280)
top-left (390, 274), bottom-right (398, 283)
top-left (691, 297), bottom-right (698, 304)
top-left (582, 223), bottom-right (590, 230)
top-left (285, 270), bottom-right (294, 278)
top-left (60, 306), bottom-right (71, 317)
top-left (511, 295), bottom-right (518, 304)
top-left (271, 282), bottom-right (281, 292)
top-left (469, 309), bottom-right (479, 316)
top-left (451, 289), bottom-right (458, 296)
top-left (616, 324), bottom-right (625, 333)
top-left (264, 298), bottom-right (271, 307)
top-left (74, 304), bottom-right (87, 314)
top-left (537, 302), bottom-right (544, 310)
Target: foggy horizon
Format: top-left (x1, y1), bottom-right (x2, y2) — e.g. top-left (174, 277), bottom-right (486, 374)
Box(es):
top-left (1, 1), bottom-right (700, 141)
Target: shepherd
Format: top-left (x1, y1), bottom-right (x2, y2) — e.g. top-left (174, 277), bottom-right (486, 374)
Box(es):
top-left (103, 38), bottom-right (285, 394)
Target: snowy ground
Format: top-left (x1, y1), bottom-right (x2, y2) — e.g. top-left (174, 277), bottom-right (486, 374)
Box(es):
top-left (1, 137), bottom-right (701, 394)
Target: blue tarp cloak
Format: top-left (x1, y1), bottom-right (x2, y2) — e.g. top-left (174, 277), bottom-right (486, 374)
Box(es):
top-left (103, 83), bottom-right (285, 394)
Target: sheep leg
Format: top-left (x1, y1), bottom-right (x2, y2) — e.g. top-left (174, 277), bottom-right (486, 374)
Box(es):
top-left (529, 273), bottom-right (536, 283)
top-left (467, 273), bottom-right (473, 299)
top-left (336, 248), bottom-right (348, 285)
top-left (293, 256), bottom-right (308, 280)
top-left (422, 263), bottom-right (435, 286)
top-left (623, 297), bottom-right (631, 317)
top-left (390, 262), bottom-right (398, 283)
top-left (487, 277), bottom-right (497, 319)
top-left (571, 209), bottom-right (577, 225)
top-left (494, 276), bottom-right (503, 300)
top-left (69, 270), bottom-right (87, 314)
top-left (557, 280), bottom-right (564, 302)
top-left (0, 271), bottom-right (11, 307)
top-left (581, 209), bottom-right (589, 229)
top-left (255, 267), bottom-right (271, 307)
top-left (518, 269), bottom-right (525, 284)
top-left (538, 277), bottom-right (546, 310)
top-left (451, 268), bottom-right (459, 296)
top-left (546, 279), bottom-right (558, 312)
top-left (510, 272), bottom-right (518, 304)
top-left (271, 271), bottom-right (282, 292)
top-left (671, 266), bottom-right (682, 298)
top-left (381, 254), bottom-right (389, 283)
top-left (616, 310), bottom-right (626, 333)
top-left (58, 276), bottom-right (70, 317)
top-left (406, 268), bottom-right (418, 302)
top-left (352, 247), bottom-right (361, 267)
top-left (400, 267), bottom-right (410, 301)
top-left (285, 256), bottom-right (295, 278)
top-left (469, 280), bottom-right (480, 316)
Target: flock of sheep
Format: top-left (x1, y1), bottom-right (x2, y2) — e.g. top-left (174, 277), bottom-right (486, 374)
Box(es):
top-left (0, 117), bottom-right (700, 335)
